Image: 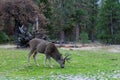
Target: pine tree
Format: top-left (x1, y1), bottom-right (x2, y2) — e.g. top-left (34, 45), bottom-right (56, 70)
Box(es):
top-left (86, 0), bottom-right (98, 42)
top-left (97, 0), bottom-right (120, 44)
top-left (48, 0), bottom-right (99, 43)
top-left (49, 0), bottom-right (75, 42)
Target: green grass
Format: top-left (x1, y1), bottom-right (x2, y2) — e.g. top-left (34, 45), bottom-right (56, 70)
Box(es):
top-left (0, 48), bottom-right (120, 79)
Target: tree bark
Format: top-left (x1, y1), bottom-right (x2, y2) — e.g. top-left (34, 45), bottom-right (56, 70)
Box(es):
top-left (91, 28), bottom-right (95, 42)
top-left (60, 30), bottom-right (65, 44)
top-left (75, 24), bottom-right (79, 42)
top-left (14, 19), bottom-right (22, 43)
top-left (110, 10), bottom-right (114, 44)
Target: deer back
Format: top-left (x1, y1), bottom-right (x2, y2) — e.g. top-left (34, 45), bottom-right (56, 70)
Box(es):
top-left (29, 38), bottom-right (46, 51)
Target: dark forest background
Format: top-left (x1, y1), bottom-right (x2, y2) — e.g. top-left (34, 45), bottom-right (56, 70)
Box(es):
top-left (0, 0), bottom-right (120, 44)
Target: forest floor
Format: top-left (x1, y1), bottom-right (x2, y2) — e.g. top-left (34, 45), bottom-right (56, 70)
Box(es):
top-left (59, 44), bottom-right (120, 53)
top-left (0, 43), bottom-right (120, 53)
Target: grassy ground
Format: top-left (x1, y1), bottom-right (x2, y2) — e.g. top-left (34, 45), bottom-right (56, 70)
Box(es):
top-left (0, 48), bottom-right (120, 80)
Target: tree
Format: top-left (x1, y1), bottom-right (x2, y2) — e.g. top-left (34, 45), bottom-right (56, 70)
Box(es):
top-left (97, 0), bottom-right (120, 44)
top-left (71, 0), bottom-right (98, 42)
top-left (86, 0), bottom-right (98, 42)
top-left (48, 0), bottom-right (99, 43)
top-left (49, 0), bottom-right (75, 42)
top-left (33, 0), bottom-right (52, 39)
top-left (33, 0), bottom-right (51, 18)
top-left (0, 0), bottom-right (47, 37)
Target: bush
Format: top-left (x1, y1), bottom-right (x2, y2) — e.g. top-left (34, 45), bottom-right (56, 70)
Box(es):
top-left (80, 31), bottom-right (89, 44)
top-left (0, 31), bottom-right (9, 43)
top-left (96, 31), bottom-right (120, 44)
top-left (114, 31), bottom-right (120, 44)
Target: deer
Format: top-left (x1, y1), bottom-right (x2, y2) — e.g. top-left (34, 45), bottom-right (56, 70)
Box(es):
top-left (28, 38), bottom-right (70, 68)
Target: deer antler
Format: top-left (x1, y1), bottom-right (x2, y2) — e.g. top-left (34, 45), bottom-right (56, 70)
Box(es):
top-left (64, 53), bottom-right (71, 62)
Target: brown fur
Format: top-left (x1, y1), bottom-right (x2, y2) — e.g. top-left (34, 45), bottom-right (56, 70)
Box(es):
top-left (28, 38), bottom-right (66, 68)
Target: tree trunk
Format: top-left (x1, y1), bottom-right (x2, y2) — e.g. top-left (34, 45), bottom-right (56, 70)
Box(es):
top-left (14, 19), bottom-right (22, 33)
top-left (35, 17), bottom-right (39, 31)
top-left (60, 30), bottom-right (65, 44)
top-left (14, 19), bottom-right (22, 44)
top-left (75, 24), bottom-right (79, 42)
top-left (110, 11), bottom-right (114, 44)
top-left (91, 28), bottom-right (95, 42)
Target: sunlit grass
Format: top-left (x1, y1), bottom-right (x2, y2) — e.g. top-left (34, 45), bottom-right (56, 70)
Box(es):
top-left (0, 48), bottom-right (120, 79)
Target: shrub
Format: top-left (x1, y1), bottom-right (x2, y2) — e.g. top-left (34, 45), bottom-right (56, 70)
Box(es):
top-left (114, 31), bottom-right (120, 44)
top-left (0, 31), bottom-right (9, 43)
top-left (80, 31), bottom-right (89, 44)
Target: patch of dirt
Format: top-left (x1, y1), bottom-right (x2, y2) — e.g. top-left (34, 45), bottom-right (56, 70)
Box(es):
top-left (0, 44), bottom-right (120, 53)
top-left (106, 45), bottom-right (120, 53)
top-left (0, 44), bottom-right (16, 49)
top-left (58, 44), bottom-right (120, 53)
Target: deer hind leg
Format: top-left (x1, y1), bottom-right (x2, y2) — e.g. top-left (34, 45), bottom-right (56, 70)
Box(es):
top-left (28, 49), bottom-right (35, 66)
top-left (33, 51), bottom-right (39, 66)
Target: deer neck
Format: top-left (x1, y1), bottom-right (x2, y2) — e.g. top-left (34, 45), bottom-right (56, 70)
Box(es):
top-left (51, 51), bottom-right (62, 62)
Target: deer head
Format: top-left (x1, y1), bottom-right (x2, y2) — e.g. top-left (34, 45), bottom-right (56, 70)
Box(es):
top-left (58, 54), bottom-right (71, 68)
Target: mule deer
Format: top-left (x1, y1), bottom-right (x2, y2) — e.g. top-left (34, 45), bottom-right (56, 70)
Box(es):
top-left (28, 38), bottom-right (70, 68)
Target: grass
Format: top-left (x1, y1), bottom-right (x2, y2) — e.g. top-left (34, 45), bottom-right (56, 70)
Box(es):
top-left (0, 48), bottom-right (120, 80)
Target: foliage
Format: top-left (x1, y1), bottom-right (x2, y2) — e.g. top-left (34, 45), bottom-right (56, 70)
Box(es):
top-left (0, 0), bottom-right (47, 24)
top-left (0, 0), bottom-right (120, 44)
top-left (0, 49), bottom-right (120, 79)
top-left (86, 0), bottom-right (98, 42)
top-left (80, 31), bottom-right (89, 44)
top-left (114, 31), bottom-right (120, 44)
top-left (0, 0), bottom-right (48, 38)
top-left (72, 9), bottom-right (85, 26)
top-left (96, 0), bottom-right (120, 44)
top-left (48, 0), bottom-right (75, 41)
top-left (47, 0), bottom-right (99, 42)
top-left (33, 0), bottom-right (51, 20)
top-left (0, 31), bottom-right (9, 43)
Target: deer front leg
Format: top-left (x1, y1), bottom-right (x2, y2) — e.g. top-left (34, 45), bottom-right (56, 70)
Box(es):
top-left (44, 48), bottom-right (53, 68)
top-left (48, 57), bottom-right (53, 68)
top-left (33, 51), bottom-right (39, 66)
top-left (45, 55), bottom-right (53, 68)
